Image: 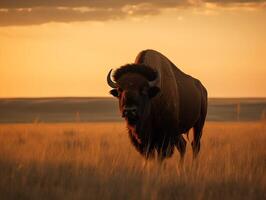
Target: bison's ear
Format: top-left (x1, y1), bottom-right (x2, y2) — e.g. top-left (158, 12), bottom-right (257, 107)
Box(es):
top-left (110, 89), bottom-right (119, 97)
top-left (148, 86), bottom-right (160, 98)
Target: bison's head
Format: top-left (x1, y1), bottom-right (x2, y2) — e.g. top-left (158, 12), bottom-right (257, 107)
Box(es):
top-left (107, 64), bottom-right (160, 127)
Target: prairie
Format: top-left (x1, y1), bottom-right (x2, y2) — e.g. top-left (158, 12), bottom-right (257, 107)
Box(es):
top-left (1, 97), bottom-right (265, 123)
top-left (0, 122), bottom-right (265, 199)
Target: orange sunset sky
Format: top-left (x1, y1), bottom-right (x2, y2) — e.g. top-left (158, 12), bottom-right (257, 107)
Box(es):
top-left (0, 0), bottom-right (266, 98)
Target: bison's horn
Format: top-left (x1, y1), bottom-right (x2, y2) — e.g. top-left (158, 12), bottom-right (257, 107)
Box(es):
top-left (107, 69), bottom-right (117, 88)
top-left (148, 73), bottom-right (160, 87)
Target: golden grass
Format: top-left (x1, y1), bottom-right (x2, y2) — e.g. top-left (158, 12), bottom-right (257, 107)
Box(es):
top-left (0, 122), bottom-right (265, 199)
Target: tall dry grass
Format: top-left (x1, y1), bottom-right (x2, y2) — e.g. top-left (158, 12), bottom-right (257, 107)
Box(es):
top-left (0, 122), bottom-right (265, 200)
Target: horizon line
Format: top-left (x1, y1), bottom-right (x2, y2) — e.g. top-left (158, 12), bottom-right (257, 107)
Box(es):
top-left (1, 96), bottom-right (266, 100)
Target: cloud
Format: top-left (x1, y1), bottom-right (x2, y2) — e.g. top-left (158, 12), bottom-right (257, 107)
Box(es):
top-left (0, 1), bottom-right (188, 9)
top-left (205, 0), bottom-right (265, 3)
top-left (204, 0), bottom-right (266, 7)
top-left (0, 7), bottom-right (127, 26)
top-left (0, 0), bottom-right (264, 9)
top-left (0, 3), bottom-right (165, 26)
top-left (0, 0), bottom-right (265, 26)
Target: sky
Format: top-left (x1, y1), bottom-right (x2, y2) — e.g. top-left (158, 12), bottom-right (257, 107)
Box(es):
top-left (0, 0), bottom-right (266, 98)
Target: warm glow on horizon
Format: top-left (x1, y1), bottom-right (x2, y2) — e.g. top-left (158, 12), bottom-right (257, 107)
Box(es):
top-left (0, 2), bottom-right (266, 98)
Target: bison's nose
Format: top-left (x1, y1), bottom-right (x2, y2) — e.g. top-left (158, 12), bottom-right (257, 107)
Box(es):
top-left (122, 106), bottom-right (138, 118)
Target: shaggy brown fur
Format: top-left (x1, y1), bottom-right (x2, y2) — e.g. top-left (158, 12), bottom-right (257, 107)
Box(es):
top-left (113, 64), bottom-right (158, 82)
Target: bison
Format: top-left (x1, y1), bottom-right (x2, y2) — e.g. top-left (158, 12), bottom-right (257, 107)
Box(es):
top-left (107, 49), bottom-right (207, 162)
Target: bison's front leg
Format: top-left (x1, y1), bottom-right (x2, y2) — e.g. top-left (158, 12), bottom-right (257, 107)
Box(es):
top-left (156, 143), bottom-right (174, 162)
top-left (143, 146), bottom-right (156, 160)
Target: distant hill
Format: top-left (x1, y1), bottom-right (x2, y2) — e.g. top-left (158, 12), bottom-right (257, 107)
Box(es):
top-left (0, 97), bottom-right (265, 123)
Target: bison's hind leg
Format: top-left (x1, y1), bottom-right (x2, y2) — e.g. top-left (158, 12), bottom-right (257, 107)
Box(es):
top-left (175, 134), bottom-right (187, 164)
top-left (192, 85), bottom-right (207, 159)
top-left (192, 118), bottom-right (205, 159)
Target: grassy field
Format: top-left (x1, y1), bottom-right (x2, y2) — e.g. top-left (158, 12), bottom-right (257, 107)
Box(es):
top-left (0, 122), bottom-right (265, 200)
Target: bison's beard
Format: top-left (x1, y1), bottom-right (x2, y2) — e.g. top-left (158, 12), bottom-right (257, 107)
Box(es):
top-left (126, 102), bottom-right (152, 145)
top-left (125, 116), bottom-right (138, 127)
top-left (127, 102), bottom-right (156, 158)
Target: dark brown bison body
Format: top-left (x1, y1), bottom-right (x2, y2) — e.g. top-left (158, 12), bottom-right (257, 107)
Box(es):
top-left (107, 49), bottom-right (207, 161)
